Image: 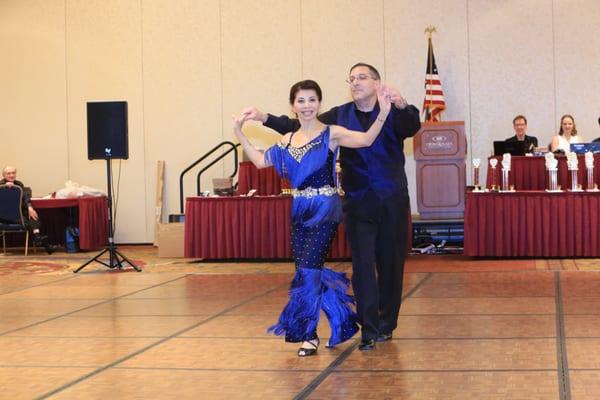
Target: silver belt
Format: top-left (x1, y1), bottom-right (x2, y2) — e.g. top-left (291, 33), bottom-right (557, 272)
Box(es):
top-left (291, 185), bottom-right (339, 198)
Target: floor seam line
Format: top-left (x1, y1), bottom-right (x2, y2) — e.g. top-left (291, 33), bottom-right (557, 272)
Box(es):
top-left (0, 275), bottom-right (189, 337)
top-left (34, 282), bottom-right (288, 400)
top-left (292, 272), bottom-right (434, 399)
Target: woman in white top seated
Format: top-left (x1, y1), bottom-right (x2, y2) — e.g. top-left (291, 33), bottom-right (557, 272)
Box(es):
top-left (550, 114), bottom-right (582, 153)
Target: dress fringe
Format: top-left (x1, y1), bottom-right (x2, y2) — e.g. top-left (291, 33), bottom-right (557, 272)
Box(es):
top-left (268, 267), bottom-right (358, 344)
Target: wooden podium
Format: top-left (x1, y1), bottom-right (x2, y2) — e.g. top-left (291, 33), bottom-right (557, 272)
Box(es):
top-left (413, 121), bottom-right (466, 219)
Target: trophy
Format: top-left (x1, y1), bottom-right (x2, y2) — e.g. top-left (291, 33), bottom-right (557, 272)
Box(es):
top-left (585, 151), bottom-right (598, 191)
top-left (500, 153), bottom-right (512, 191)
top-left (566, 152), bottom-right (581, 191)
top-left (545, 152), bottom-right (560, 191)
top-left (472, 158), bottom-right (482, 191)
top-left (489, 158), bottom-right (498, 191)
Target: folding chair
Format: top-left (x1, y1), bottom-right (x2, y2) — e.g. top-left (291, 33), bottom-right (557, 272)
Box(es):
top-left (0, 184), bottom-right (30, 255)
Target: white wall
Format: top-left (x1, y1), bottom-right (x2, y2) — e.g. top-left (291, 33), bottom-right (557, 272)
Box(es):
top-left (1, 0), bottom-right (599, 242)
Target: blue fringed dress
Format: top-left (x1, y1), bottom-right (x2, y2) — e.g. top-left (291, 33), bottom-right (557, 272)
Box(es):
top-left (264, 127), bottom-right (359, 346)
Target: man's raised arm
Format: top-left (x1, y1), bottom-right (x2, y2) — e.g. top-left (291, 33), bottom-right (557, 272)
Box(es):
top-left (240, 106), bottom-right (298, 134)
top-left (241, 106), bottom-right (338, 134)
top-left (392, 104), bottom-right (421, 139)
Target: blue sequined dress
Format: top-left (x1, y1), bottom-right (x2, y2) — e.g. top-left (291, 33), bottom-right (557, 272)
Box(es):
top-left (264, 126), bottom-right (358, 346)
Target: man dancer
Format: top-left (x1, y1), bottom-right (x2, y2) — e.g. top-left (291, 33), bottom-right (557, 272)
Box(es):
top-left (242, 63), bottom-right (421, 350)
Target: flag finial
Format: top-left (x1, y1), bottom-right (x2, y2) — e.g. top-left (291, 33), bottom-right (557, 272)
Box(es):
top-left (424, 25), bottom-right (436, 37)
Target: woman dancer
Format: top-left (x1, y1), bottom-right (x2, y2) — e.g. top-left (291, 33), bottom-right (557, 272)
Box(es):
top-left (233, 79), bottom-right (391, 356)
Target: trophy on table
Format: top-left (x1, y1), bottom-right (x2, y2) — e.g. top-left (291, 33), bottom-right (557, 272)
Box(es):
top-left (489, 158), bottom-right (498, 191)
top-left (545, 152), bottom-right (560, 192)
top-left (566, 152), bottom-right (582, 191)
top-left (500, 153), bottom-right (513, 192)
top-left (472, 158), bottom-right (482, 191)
top-left (585, 151), bottom-right (599, 191)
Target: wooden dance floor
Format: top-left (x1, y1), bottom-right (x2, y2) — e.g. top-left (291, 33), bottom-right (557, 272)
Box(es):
top-left (1, 248), bottom-right (600, 399)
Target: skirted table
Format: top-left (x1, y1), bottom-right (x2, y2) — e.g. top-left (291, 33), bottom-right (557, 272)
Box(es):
top-left (31, 196), bottom-right (108, 250)
top-left (185, 195), bottom-right (413, 260)
top-left (464, 190), bottom-right (600, 257)
top-left (184, 196), bottom-right (350, 259)
top-left (485, 154), bottom-right (600, 191)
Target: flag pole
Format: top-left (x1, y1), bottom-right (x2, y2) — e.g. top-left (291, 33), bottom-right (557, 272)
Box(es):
top-left (424, 25), bottom-right (436, 122)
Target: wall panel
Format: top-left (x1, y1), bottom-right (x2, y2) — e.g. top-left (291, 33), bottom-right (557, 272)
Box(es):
top-left (141, 0), bottom-right (222, 230)
top-left (65, 0), bottom-right (146, 242)
top-left (220, 0), bottom-right (302, 151)
top-left (553, 0), bottom-right (600, 139)
top-left (468, 0), bottom-right (555, 180)
top-left (0, 0), bottom-right (68, 196)
top-left (300, 0), bottom-right (385, 111)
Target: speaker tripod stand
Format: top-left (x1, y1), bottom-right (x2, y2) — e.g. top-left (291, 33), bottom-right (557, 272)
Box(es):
top-left (75, 159), bottom-right (141, 273)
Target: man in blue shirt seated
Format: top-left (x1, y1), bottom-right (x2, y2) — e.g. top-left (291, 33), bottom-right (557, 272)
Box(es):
top-left (505, 115), bottom-right (538, 153)
top-left (241, 63), bottom-right (421, 350)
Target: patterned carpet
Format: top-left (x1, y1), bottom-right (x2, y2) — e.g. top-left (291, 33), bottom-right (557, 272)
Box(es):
top-left (1, 245), bottom-right (599, 276)
top-left (0, 245), bottom-right (298, 276)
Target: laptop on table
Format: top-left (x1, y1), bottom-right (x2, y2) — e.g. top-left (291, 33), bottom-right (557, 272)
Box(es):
top-left (493, 140), bottom-right (528, 156)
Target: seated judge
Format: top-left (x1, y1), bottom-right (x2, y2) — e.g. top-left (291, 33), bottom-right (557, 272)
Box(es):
top-left (0, 166), bottom-right (54, 254)
top-left (505, 115), bottom-right (538, 153)
top-left (593, 117), bottom-right (600, 143)
top-left (550, 114), bottom-right (582, 153)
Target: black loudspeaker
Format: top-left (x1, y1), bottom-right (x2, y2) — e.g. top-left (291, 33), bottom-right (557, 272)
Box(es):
top-left (87, 101), bottom-right (129, 160)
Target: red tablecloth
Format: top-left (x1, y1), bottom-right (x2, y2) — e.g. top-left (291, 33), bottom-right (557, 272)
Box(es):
top-left (31, 196), bottom-right (108, 250)
top-left (184, 196), bottom-right (350, 259)
top-left (464, 191), bottom-right (600, 257)
top-left (237, 161), bottom-right (287, 196)
top-left (485, 154), bottom-right (600, 191)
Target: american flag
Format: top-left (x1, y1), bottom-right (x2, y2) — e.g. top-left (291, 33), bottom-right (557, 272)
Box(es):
top-left (423, 37), bottom-right (445, 122)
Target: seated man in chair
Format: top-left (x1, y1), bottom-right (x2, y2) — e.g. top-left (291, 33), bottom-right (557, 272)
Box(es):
top-left (505, 115), bottom-right (538, 153)
top-left (0, 166), bottom-right (54, 254)
top-left (593, 117), bottom-right (600, 143)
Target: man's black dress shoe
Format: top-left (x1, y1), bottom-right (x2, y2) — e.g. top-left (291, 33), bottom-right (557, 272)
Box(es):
top-left (376, 332), bottom-right (393, 342)
top-left (32, 234), bottom-right (48, 247)
top-left (33, 234), bottom-right (55, 254)
top-left (45, 244), bottom-right (57, 255)
top-left (358, 339), bottom-right (375, 351)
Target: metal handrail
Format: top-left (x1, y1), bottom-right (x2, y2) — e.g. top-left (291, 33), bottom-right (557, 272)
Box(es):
top-left (178, 141), bottom-right (239, 213)
top-left (196, 144), bottom-right (241, 195)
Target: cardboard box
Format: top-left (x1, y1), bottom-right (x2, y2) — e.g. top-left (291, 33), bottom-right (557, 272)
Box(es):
top-left (157, 222), bottom-right (185, 258)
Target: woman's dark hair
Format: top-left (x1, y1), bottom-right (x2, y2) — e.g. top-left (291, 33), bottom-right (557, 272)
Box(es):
top-left (558, 114), bottom-right (578, 136)
top-left (289, 80), bottom-right (322, 104)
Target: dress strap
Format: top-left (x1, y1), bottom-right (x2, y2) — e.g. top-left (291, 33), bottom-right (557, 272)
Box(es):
top-left (281, 132), bottom-right (296, 179)
top-left (285, 131), bottom-right (296, 150)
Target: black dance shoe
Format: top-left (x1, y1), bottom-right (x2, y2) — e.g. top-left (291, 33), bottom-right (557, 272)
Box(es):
top-left (32, 234), bottom-right (48, 247)
top-left (358, 339), bottom-right (376, 351)
top-left (33, 234), bottom-right (55, 254)
top-left (298, 338), bottom-right (320, 357)
top-left (45, 244), bottom-right (57, 255)
top-left (376, 332), bottom-right (393, 342)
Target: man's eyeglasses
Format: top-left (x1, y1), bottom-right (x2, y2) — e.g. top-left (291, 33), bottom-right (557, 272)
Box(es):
top-left (345, 74), bottom-right (374, 85)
